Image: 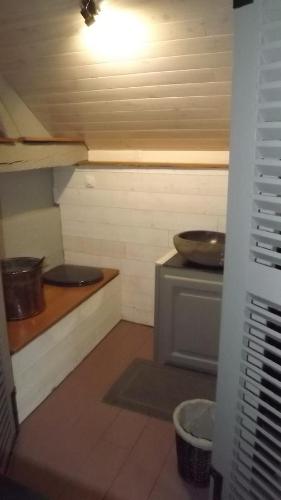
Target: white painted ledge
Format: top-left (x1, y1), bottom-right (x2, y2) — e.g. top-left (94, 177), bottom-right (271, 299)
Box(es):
top-left (88, 150), bottom-right (229, 166)
top-left (156, 249), bottom-right (177, 266)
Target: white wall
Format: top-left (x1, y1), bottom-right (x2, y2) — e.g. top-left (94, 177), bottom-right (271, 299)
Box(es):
top-left (0, 169), bottom-right (64, 270)
top-left (54, 167), bottom-right (228, 326)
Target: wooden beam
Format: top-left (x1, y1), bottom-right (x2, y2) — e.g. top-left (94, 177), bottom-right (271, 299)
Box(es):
top-left (0, 142), bottom-right (88, 173)
top-left (18, 136), bottom-right (87, 147)
top-left (0, 137), bottom-right (16, 143)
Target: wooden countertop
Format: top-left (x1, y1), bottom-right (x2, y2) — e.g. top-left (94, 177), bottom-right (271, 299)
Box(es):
top-left (8, 268), bottom-right (119, 355)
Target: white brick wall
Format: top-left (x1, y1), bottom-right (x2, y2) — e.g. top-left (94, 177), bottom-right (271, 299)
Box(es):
top-left (54, 167), bottom-right (228, 326)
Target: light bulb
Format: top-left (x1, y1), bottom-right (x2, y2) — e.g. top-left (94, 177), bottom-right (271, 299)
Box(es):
top-left (81, 5), bottom-right (150, 61)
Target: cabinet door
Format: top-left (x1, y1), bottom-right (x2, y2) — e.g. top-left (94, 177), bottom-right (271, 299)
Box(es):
top-left (155, 268), bottom-right (222, 374)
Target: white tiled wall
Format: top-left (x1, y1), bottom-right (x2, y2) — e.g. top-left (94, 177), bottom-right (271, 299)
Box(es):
top-left (54, 167), bottom-right (228, 326)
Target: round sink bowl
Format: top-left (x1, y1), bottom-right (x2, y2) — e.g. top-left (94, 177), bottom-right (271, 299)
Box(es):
top-left (173, 231), bottom-right (225, 268)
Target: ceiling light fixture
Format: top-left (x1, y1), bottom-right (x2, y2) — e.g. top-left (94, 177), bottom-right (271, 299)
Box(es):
top-left (81, 6), bottom-right (150, 62)
top-left (80, 0), bottom-right (101, 26)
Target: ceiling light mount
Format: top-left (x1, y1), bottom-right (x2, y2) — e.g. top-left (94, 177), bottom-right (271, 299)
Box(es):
top-left (80, 0), bottom-right (101, 26)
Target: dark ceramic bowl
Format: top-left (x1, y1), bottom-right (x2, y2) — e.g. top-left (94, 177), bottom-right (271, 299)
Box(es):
top-left (173, 231), bottom-right (225, 268)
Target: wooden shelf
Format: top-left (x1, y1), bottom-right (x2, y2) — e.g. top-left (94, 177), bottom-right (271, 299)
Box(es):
top-left (0, 136), bottom-right (88, 148)
top-left (76, 160), bottom-right (228, 170)
top-left (7, 268), bottom-right (119, 355)
top-left (0, 137), bottom-right (16, 144)
top-left (19, 136), bottom-right (87, 146)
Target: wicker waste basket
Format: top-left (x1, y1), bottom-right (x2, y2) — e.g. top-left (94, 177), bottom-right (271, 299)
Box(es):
top-left (173, 399), bottom-right (215, 487)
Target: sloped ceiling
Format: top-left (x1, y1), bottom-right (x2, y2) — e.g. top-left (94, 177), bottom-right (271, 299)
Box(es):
top-left (0, 0), bottom-right (233, 150)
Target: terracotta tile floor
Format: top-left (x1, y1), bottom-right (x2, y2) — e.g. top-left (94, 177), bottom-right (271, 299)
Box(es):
top-left (8, 320), bottom-right (209, 500)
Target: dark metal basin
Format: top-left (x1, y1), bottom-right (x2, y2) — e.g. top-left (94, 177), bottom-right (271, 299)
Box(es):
top-left (173, 231), bottom-right (225, 268)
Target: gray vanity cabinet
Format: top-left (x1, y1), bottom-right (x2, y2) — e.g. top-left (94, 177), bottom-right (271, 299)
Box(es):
top-left (154, 253), bottom-right (223, 374)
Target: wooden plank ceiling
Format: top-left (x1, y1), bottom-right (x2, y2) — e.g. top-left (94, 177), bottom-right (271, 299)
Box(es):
top-left (0, 0), bottom-right (233, 150)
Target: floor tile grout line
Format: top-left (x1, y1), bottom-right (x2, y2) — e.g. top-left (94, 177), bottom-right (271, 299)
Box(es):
top-left (101, 423), bottom-right (148, 500)
top-left (53, 406), bottom-right (124, 500)
top-left (74, 326), bottom-right (152, 499)
top-left (98, 329), bottom-right (151, 498)
top-left (100, 431), bottom-right (143, 500)
top-left (48, 391), bottom-right (123, 499)
top-left (58, 320), bottom-right (150, 454)
top-left (146, 438), bottom-right (175, 500)
top-left (11, 322), bottom-right (155, 500)
top-left (101, 412), bottom-right (175, 500)
top-left (99, 328), bottom-right (152, 500)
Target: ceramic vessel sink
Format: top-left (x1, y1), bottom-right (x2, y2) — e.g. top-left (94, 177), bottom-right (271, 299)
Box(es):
top-left (173, 230), bottom-right (225, 268)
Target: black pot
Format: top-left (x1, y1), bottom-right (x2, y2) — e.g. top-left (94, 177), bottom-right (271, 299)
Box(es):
top-left (1, 257), bottom-right (45, 321)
